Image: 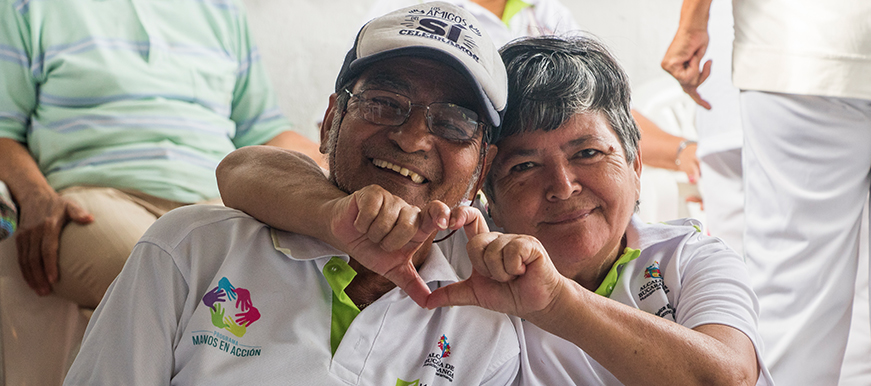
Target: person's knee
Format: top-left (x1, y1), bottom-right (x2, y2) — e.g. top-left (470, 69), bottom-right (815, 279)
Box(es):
top-left (52, 187), bottom-right (159, 308)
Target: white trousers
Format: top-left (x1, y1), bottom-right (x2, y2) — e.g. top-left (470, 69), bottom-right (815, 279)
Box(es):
top-left (741, 91), bottom-right (871, 386)
top-left (699, 148), bottom-right (745, 255)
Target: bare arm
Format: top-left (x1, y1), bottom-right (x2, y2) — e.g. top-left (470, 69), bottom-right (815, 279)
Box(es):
top-left (0, 138), bottom-right (93, 295)
top-left (217, 145), bottom-right (340, 242)
top-left (428, 230), bottom-right (759, 386)
top-left (533, 278), bottom-right (759, 386)
top-left (217, 146), bottom-right (455, 306)
top-left (661, 0), bottom-right (714, 109)
top-left (634, 111), bottom-right (700, 183)
top-left (262, 130), bottom-right (329, 169)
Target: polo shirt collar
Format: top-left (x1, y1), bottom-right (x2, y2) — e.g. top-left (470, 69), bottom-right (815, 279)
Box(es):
top-left (626, 214), bottom-right (703, 251)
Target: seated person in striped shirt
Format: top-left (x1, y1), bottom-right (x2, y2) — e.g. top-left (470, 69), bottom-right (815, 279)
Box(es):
top-left (0, 0), bottom-right (320, 309)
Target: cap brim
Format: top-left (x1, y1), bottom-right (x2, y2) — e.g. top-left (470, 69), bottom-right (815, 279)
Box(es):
top-left (337, 47), bottom-right (502, 128)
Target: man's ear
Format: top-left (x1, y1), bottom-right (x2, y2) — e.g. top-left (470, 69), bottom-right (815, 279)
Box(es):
top-left (481, 143), bottom-right (498, 179)
top-left (468, 143), bottom-right (498, 201)
top-left (319, 93), bottom-right (339, 154)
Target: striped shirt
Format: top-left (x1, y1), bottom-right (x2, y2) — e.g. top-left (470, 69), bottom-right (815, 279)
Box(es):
top-left (0, 0), bottom-right (290, 202)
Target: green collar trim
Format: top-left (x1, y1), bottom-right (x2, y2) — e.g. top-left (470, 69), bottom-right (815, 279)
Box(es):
top-left (323, 256), bottom-right (360, 355)
top-left (502, 0), bottom-right (531, 26)
top-left (594, 247), bottom-right (641, 297)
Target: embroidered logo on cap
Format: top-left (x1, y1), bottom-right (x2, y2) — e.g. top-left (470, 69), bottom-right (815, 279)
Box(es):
top-left (398, 6), bottom-right (482, 63)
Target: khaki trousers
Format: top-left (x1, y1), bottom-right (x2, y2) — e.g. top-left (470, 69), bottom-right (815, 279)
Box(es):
top-left (0, 186), bottom-right (221, 385)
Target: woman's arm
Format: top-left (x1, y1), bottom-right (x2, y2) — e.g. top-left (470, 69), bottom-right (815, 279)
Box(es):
top-left (428, 231), bottom-right (760, 386)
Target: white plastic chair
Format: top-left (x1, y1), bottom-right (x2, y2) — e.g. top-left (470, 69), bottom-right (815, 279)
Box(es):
top-left (632, 75), bottom-right (706, 226)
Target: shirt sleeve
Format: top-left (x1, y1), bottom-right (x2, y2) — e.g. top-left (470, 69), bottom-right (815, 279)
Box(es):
top-left (674, 233), bottom-right (761, 345)
top-left (63, 241), bottom-right (188, 385)
top-left (228, 4), bottom-right (292, 148)
top-left (0, 2), bottom-right (36, 142)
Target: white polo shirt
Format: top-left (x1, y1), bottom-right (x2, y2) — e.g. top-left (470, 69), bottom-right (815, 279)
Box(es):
top-left (65, 205), bottom-right (520, 385)
top-left (438, 215), bottom-right (774, 385)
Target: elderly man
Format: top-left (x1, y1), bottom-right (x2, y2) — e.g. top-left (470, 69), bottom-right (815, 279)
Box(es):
top-left (219, 36), bottom-right (774, 385)
top-left (64, 3), bottom-right (520, 384)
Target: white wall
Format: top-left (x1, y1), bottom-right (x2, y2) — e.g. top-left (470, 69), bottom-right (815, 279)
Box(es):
top-left (243, 0), bottom-right (685, 142)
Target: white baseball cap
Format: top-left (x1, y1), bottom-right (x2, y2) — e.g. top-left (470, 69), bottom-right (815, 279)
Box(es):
top-left (335, 1), bottom-right (508, 129)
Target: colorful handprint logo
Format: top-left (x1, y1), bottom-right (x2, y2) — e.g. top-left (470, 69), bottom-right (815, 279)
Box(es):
top-left (437, 335), bottom-right (451, 358)
top-left (644, 261), bottom-right (662, 279)
top-left (202, 277), bottom-right (261, 337)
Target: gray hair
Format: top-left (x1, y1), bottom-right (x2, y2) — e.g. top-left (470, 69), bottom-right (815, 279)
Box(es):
top-left (483, 35), bottom-right (640, 201)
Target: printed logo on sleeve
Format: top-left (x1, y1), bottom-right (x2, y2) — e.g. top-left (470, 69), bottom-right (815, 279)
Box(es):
top-left (191, 277), bottom-right (263, 357)
top-left (637, 262), bottom-right (676, 321)
top-left (638, 261), bottom-right (670, 301)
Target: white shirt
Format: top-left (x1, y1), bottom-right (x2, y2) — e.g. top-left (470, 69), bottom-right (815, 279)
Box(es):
top-left (367, 0), bottom-right (582, 48)
top-left (65, 205), bottom-right (520, 385)
top-left (439, 215), bottom-right (774, 385)
top-left (732, 0), bottom-right (871, 100)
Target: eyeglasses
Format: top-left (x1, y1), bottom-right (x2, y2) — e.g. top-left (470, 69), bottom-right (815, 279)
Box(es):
top-left (344, 89), bottom-right (485, 142)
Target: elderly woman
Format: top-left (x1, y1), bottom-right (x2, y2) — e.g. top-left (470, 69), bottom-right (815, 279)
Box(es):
top-left (217, 36), bottom-right (772, 385)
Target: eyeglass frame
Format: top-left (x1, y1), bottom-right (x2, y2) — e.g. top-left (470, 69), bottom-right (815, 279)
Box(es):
top-left (337, 88), bottom-right (491, 243)
top-left (342, 89), bottom-right (489, 143)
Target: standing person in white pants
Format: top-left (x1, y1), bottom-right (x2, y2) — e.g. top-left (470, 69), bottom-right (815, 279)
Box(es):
top-left (686, 0), bottom-right (744, 256)
top-left (662, 0), bottom-right (871, 385)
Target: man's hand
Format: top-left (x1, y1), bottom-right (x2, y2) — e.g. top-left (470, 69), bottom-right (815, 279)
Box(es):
top-left (661, 27), bottom-right (712, 109)
top-left (324, 185), bottom-right (453, 307)
top-left (15, 191), bottom-right (93, 296)
top-left (426, 220), bottom-right (566, 319)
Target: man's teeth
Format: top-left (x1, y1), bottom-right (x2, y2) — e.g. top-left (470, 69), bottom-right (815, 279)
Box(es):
top-left (373, 159), bottom-right (425, 183)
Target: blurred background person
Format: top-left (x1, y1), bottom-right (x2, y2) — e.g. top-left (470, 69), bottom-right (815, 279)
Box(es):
top-left (0, 0), bottom-right (319, 384)
top-left (662, 0), bottom-right (871, 384)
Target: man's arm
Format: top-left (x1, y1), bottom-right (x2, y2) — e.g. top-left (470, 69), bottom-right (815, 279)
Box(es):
top-left (428, 229), bottom-right (760, 386)
top-left (0, 138), bottom-right (93, 296)
top-left (262, 131), bottom-right (328, 169)
top-left (217, 146), bottom-right (453, 306)
top-left (0, 5), bottom-right (94, 296)
top-left (217, 146), bottom-right (341, 242)
top-left (661, 0), bottom-right (714, 109)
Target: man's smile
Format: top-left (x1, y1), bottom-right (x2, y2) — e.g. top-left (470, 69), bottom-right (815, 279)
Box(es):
top-left (373, 158), bottom-right (427, 184)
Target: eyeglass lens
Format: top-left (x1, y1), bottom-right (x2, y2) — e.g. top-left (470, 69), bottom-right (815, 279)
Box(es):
top-left (348, 89), bottom-right (481, 141)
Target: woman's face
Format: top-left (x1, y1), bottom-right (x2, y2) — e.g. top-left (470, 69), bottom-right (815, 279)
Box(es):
top-left (487, 112), bottom-right (641, 289)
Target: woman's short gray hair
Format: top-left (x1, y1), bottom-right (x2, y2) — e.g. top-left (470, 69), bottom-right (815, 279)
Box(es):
top-left (483, 35), bottom-right (640, 202)
top-left (498, 35), bottom-right (639, 160)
